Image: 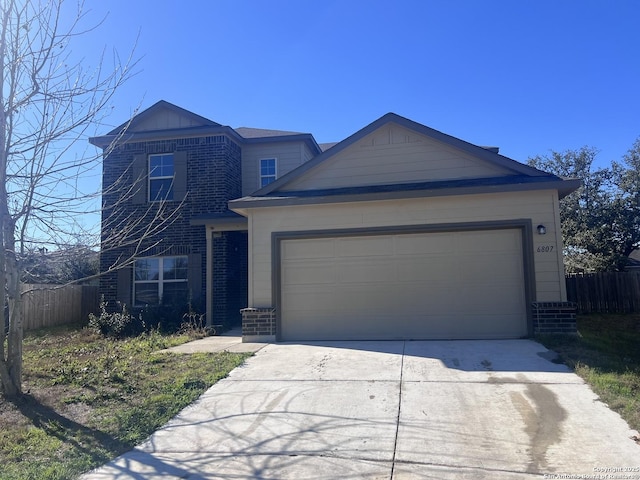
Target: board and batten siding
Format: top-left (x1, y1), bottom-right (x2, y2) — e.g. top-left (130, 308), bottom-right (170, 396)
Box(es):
top-left (131, 109), bottom-right (206, 132)
top-left (245, 189), bottom-right (565, 308)
top-left (241, 141), bottom-right (312, 196)
top-left (281, 125), bottom-right (511, 192)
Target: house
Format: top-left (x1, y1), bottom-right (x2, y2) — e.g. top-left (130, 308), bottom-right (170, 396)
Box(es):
top-left (626, 250), bottom-right (640, 271)
top-left (91, 101), bottom-right (580, 342)
top-left (90, 100), bottom-right (321, 327)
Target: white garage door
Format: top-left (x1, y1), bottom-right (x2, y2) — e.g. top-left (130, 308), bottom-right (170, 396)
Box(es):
top-left (280, 229), bottom-right (527, 341)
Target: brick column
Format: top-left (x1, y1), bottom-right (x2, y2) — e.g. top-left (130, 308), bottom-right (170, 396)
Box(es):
top-left (241, 307), bottom-right (276, 342)
top-left (532, 302), bottom-right (577, 334)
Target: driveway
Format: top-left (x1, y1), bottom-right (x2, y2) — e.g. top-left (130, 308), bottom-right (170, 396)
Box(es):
top-left (83, 340), bottom-right (640, 479)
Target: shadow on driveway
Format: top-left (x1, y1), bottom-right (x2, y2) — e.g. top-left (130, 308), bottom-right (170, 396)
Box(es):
top-left (82, 339), bottom-right (640, 480)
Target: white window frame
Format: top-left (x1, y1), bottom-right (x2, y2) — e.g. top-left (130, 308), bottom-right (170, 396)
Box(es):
top-left (133, 256), bottom-right (188, 306)
top-left (259, 158), bottom-right (277, 188)
top-left (148, 153), bottom-right (175, 202)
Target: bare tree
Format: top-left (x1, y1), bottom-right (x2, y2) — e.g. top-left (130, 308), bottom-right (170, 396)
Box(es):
top-left (0, 0), bottom-right (176, 396)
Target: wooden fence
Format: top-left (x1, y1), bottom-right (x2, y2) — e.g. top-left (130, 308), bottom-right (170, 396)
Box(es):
top-left (566, 272), bottom-right (640, 314)
top-left (20, 284), bottom-right (100, 331)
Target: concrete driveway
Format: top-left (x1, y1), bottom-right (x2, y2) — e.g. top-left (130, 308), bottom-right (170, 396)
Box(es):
top-left (83, 339), bottom-right (640, 479)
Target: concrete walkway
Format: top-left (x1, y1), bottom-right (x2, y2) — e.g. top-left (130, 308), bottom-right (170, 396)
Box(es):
top-left (159, 328), bottom-right (267, 354)
top-left (83, 339), bottom-right (640, 479)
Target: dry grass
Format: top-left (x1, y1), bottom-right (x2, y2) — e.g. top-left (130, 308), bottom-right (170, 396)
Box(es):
top-left (0, 324), bottom-right (249, 480)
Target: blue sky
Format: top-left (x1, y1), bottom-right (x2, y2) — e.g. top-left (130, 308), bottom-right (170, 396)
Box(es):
top-left (79, 0), bottom-right (639, 168)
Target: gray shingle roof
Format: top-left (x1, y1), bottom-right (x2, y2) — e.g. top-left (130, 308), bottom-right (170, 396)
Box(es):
top-left (234, 127), bottom-right (308, 139)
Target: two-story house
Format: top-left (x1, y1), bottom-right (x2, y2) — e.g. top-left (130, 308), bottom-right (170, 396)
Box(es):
top-left (90, 100), bottom-right (322, 327)
top-left (91, 100), bottom-right (580, 342)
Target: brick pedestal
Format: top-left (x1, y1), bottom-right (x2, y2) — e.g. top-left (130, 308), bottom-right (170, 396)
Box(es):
top-left (241, 307), bottom-right (276, 342)
top-left (532, 302), bottom-right (577, 334)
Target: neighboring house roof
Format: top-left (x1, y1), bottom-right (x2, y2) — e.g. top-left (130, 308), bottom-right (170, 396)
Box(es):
top-left (626, 249), bottom-right (640, 270)
top-left (229, 112), bottom-right (581, 211)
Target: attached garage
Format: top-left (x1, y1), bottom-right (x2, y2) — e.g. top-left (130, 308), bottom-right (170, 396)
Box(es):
top-left (230, 113), bottom-right (580, 342)
top-left (277, 226), bottom-right (529, 341)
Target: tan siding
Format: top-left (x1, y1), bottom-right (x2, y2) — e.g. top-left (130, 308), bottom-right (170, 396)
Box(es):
top-left (282, 124), bottom-right (512, 191)
top-left (132, 110), bottom-right (205, 132)
top-left (241, 141), bottom-right (310, 196)
top-left (302, 143), bottom-right (316, 163)
top-left (245, 190), bottom-right (565, 308)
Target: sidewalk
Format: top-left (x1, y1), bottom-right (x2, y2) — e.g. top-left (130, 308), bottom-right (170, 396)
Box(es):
top-left (159, 327), bottom-right (268, 354)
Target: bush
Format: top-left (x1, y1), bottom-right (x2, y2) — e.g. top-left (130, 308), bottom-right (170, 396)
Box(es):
top-left (90, 297), bottom-right (207, 337)
top-left (133, 303), bottom-right (184, 333)
top-left (88, 298), bottom-right (139, 338)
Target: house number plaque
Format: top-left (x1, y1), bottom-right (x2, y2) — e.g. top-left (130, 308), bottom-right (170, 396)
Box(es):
top-left (536, 245), bottom-right (555, 253)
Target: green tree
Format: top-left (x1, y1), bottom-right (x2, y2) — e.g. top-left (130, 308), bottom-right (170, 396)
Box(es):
top-left (609, 138), bottom-right (640, 266)
top-left (529, 141), bottom-right (640, 272)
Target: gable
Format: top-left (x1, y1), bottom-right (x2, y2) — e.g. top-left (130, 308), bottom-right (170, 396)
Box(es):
top-left (130, 108), bottom-right (206, 132)
top-left (280, 123), bottom-right (517, 192)
top-left (107, 100), bottom-right (220, 136)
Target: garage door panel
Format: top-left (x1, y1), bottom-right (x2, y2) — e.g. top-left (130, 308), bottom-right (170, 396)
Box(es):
top-left (282, 238), bottom-right (335, 259)
top-left (460, 253), bottom-right (523, 282)
top-left (336, 236), bottom-right (394, 257)
top-left (280, 229), bottom-right (527, 340)
top-left (395, 255), bottom-right (454, 283)
top-left (283, 285), bottom-right (337, 313)
top-left (337, 257), bottom-right (398, 283)
top-left (282, 259), bottom-right (335, 285)
top-left (394, 232), bottom-right (454, 255)
top-left (456, 229), bottom-right (521, 252)
top-left (455, 286), bottom-right (524, 314)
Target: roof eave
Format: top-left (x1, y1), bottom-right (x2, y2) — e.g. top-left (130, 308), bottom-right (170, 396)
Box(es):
top-left (244, 133), bottom-right (322, 155)
top-left (252, 112), bottom-right (552, 196)
top-left (89, 125), bottom-right (244, 149)
top-left (229, 178), bottom-right (582, 210)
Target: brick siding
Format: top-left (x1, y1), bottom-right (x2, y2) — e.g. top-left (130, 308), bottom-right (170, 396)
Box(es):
top-left (100, 134), bottom-right (246, 325)
top-left (532, 302), bottom-right (577, 334)
top-left (241, 308), bottom-right (276, 340)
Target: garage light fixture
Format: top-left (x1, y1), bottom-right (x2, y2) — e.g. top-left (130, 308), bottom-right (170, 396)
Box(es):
top-left (537, 225), bottom-right (547, 235)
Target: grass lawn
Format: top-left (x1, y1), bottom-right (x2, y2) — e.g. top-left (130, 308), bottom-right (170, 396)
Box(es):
top-left (0, 325), bottom-right (250, 480)
top-left (536, 314), bottom-right (640, 435)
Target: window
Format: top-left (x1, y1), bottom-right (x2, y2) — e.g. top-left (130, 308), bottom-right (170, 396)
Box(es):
top-left (134, 256), bottom-right (188, 305)
top-left (149, 153), bottom-right (174, 201)
top-left (259, 158), bottom-right (277, 188)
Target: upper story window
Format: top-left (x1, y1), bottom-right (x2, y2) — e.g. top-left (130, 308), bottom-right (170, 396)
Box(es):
top-left (149, 153), bottom-right (174, 201)
top-left (133, 256), bottom-right (188, 305)
top-left (259, 158), bottom-right (277, 188)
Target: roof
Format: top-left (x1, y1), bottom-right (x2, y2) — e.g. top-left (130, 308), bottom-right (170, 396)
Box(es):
top-left (229, 112), bottom-right (581, 210)
top-left (107, 100), bottom-right (220, 136)
top-left (190, 211), bottom-right (248, 228)
top-left (235, 127), bottom-right (308, 139)
top-left (89, 101), bottom-right (322, 155)
top-left (319, 142), bottom-right (339, 152)
top-left (229, 176), bottom-right (581, 210)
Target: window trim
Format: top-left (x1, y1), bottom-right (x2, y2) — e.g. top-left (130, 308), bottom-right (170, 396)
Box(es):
top-left (148, 153), bottom-right (175, 202)
top-left (259, 158), bottom-right (277, 188)
top-left (133, 255), bottom-right (188, 306)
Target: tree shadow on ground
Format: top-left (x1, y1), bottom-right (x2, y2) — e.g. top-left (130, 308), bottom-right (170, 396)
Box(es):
top-left (8, 393), bottom-right (130, 464)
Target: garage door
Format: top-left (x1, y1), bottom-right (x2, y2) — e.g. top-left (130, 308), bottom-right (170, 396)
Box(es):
top-left (280, 229), bottom-right (527, 340)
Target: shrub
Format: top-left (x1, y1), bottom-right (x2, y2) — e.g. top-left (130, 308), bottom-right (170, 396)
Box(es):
top-left (132, 299), bottom-right (207, 335)
top-left (88, 298), bottom-right (139, 338)
top-left (133, 303), bottom-right (185, 333)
